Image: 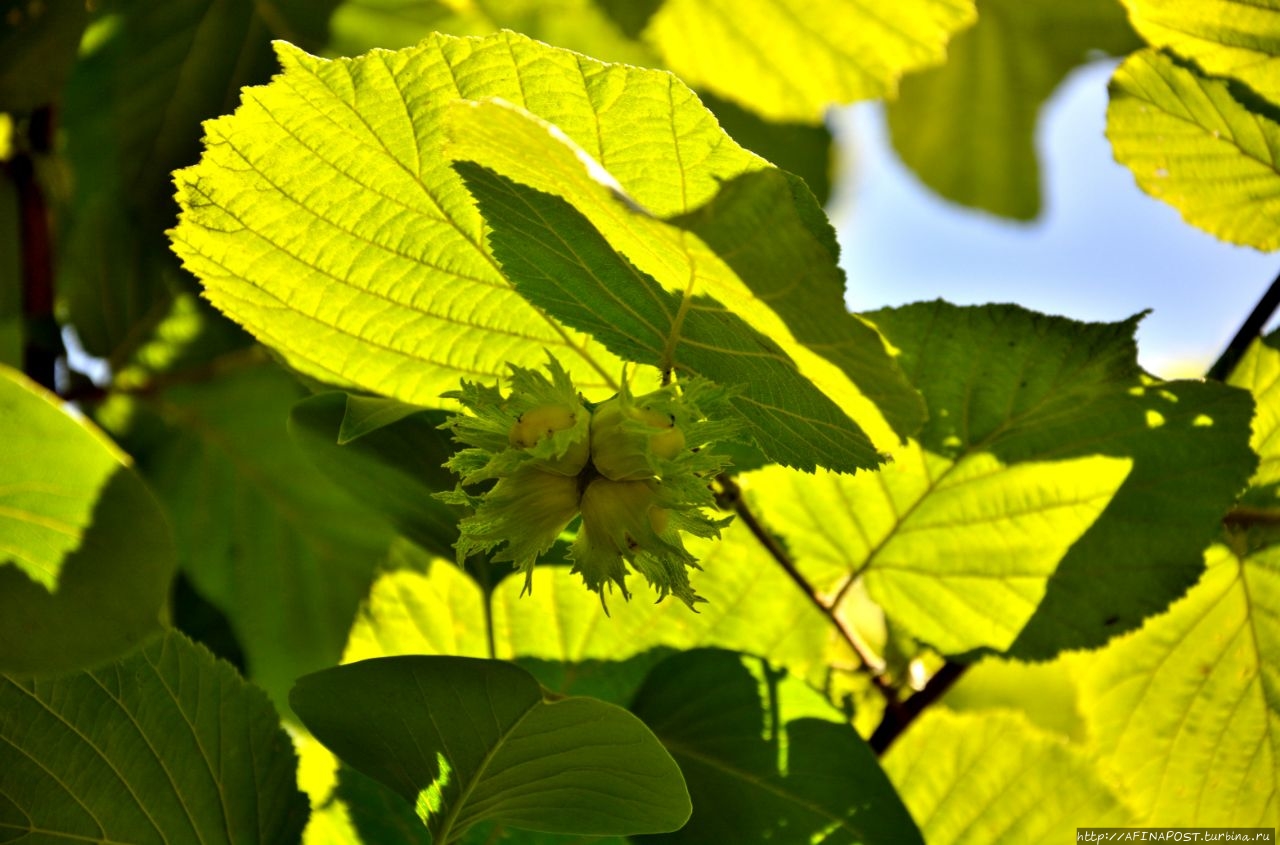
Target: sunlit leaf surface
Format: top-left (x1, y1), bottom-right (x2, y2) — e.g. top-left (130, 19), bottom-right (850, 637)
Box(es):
top-left (1108, 48), bottom-right (1280, 250)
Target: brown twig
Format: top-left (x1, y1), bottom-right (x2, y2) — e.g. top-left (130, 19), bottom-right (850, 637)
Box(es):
top-left (62, 345), bottom-right (269, 404)
top-left (1223, 505), bottom-right (1280, 528)
top-left (716, 473), bottom-right (902, 713)
top-left (868, 661), bottom-right (966, 754)
top-left (717, 471), bottom-right (978, 753)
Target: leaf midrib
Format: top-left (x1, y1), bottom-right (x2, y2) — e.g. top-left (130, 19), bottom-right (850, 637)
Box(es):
top-left (433, 686), bottom-right (540, 844)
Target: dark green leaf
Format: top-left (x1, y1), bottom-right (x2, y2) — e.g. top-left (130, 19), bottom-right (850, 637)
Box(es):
top-left (631, 648), bottom-right (922, 845)
top-left (113, 362), bottom-right (394, 711)
top-left (670, 168), bottom-right (925, 442)
top-left (0, 0), bottom-right (87, 112)
top-left (59, 0), bottom-right (339, 360)
top-left (0, 630), bottom-right (309, 843)
top-left (454, 162), bottom-right (883, 473)
top-left (699, 92), bottom-right (835, 207)
top-left (745, 302), bottom-right (1257, 657)
top-left (291, 656), bottom-right (692, 843)
top-left (0, 169), bottom-right (24, 370)
top-left (876, 301), bottom-right (1255, 656)
top-left (290, 392), bottom-right (461, 559)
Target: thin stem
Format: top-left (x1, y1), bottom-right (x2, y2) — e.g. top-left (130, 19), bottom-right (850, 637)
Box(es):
top-left (463, 553), bottom-right (500, 661)
top-left (63, 345), bottom-right (269, 404)
top-left (868, 662), bottom-right (966, 754)
top-left (1205, 267), bottom-right (1280, 382)
top-left (716, 473), bottom-right (900, 710)
top-left (1223, 505), bottom-right (1280, 528)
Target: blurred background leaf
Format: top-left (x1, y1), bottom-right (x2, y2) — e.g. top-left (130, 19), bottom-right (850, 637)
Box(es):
top-left (0, 364), bottom-right (172, 674)
top-left (887, 0), bottom-right (1138, 219)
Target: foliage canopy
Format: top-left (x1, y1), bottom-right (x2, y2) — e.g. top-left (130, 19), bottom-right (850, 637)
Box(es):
top-left (3, 0), bottom-right (1280, 842)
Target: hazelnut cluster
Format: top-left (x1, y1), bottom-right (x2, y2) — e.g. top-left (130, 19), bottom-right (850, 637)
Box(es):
top-left (438, 357), bottom-right (737, 610)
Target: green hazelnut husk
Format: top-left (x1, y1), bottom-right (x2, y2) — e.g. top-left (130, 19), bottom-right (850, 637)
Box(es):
top-left (570, 477), bottom-right (710, 610)
top-left (440, 359), bottom-right (741, 607)
top-left (442, 355), bottom-right (591, 482)
top-left (590, 394), bottom-right (686, 481)
top-left (444, 465), bottom-right (581, 589)
top-left (509, 402), bottom-right (591, 476)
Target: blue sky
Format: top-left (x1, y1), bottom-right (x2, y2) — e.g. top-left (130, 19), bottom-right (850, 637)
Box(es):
top-left (830, 61), bottom-right (1278, 378)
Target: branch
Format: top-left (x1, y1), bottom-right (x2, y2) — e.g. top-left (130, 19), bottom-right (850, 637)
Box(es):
top-left (1223, 505), bottom-right (1280, 528)
top-left (868, 661), bottom-right (966, 754)
top-left (1205, 266), bottom-right (1280, 382)
top-left (715, 473), bottom-right (901, 712)
top-left (62, 345), bottom-right (269, 404)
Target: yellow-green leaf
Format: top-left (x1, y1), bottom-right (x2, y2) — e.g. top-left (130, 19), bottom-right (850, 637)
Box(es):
top-left (1122, 0), bottom-right (1280, 103)
top-left (0, 364), bottom-right (173, 674)
top-left (1077, 544), bottom-right (1280, 826)
top-left (743, 302), bottom-right (1256, 657)
top-left (884, 709), bottom-right (1131, 843)
top-left (888, 0), bottom-right (1138, 219)
top-left (1228, 331), bottom-right (1280, 490)
top-left (644, 0), bottom-right (977, 123)
top-left (1107, 48), bottom-right (1280, 250)
top-left (342, 532), bottom-right (885, 734)
top-left (172, 30), bottom-right (780, 405)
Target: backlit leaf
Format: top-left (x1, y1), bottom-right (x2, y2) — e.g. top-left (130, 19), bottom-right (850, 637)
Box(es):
top-left (888, 0), bottom-right (1138, 219)
top-left (173, 29), bottom-right (770, 405)
top-left (1121, 0), bottom-right (1280, 103)
top-left (341, 529), bottom-right (887, 736)
top-left (883, 709), bottom-right (1131, 842)
top-left (0, 364), bottom-right (173, 674)
top-left (643, 0), bottom-right (977, 122)
top-left (1107, 48), bottom-right (1280, 250)
top-left (743, 301), bottom-right (1256, 656)
top-left (1227, 330), bottom-right (1280, 491)
top-left (1077, 544), bottom-right (1280, 826)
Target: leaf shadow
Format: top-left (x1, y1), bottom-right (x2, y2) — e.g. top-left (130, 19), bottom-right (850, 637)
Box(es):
top-left (0, 467), bottom-right (173, 674)
top-left (993, 380), bottom-right (1252, 658)
top-left (629, 648), bottom-right (921, 845)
